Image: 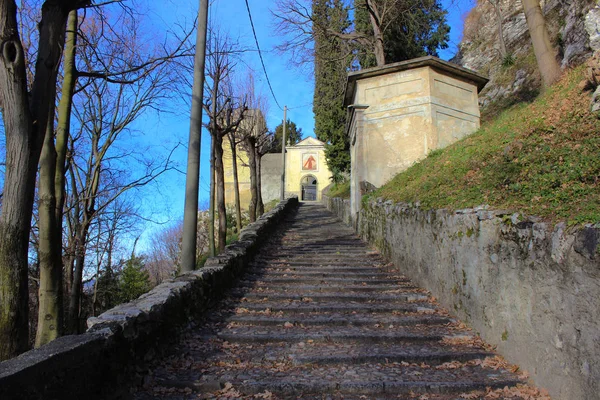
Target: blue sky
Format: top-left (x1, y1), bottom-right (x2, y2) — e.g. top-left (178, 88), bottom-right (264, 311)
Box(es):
top-left (136, 0), bottom-right (476, 247)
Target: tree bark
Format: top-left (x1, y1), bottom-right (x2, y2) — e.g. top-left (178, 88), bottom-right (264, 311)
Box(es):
top-left (245, 137), bottom-right (258, 223)
top-left (365, 0), bottom-right (386, 66)
top-left (0, 0), bottom-right (72, 360)
top-left (256, 149), bottom-right (264, 217)
top-left (487, 0), bottom-right (508, 58)
top-left (208, 136), bottom-right (216, 257)
top-left (64, 161), bottom-right (79, 298)
top-left (0, 0), bottom-right (36, 360)
top-left (54, 8), bottom-right (77, 235)
top-left (181, 0), bottom-right (209, 273)
top-left (214, 135), bottom-right (227, 252)
top-left (522, 0), bottom-right (561, 87)
top-left (35, 107), bottom-right (63, 347)
top-left (34, 7), bottom-right (77, 349)
top-left (228, 134), bottom-right (243, 234)
top-left (67, 225), bottom-right (88, 334)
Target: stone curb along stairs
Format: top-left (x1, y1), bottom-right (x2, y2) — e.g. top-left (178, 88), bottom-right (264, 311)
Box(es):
top-left (0, 197), bottom-right (299, 400)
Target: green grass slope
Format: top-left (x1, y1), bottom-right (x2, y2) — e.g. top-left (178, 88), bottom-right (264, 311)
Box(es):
top-left (371, 67), bottom-right (600, 224)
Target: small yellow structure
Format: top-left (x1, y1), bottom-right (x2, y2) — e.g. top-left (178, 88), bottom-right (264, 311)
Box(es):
top-left (344, 56), bottom-right (488, 218)
top-left (223, 136), bottom-right (333, 209)
top-left (283, 137), bottom-right (332, 202)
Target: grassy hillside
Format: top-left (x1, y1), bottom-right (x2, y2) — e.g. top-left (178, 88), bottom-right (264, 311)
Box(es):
top-left (371, 67), bottom-right (600, 224)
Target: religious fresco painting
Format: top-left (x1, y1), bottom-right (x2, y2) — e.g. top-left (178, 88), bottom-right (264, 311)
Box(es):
top-left (302, 153), bottom-right (318, 171)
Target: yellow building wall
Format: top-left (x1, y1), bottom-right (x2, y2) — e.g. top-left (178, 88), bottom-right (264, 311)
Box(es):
top-left (223, 143), bottom-right (252, 210)
top-left (284, 138), bottom-right (332, 201)
top-left (223, 137), bottom-right (332, 206)
top-left (351, 65), bottom-right (481, 188)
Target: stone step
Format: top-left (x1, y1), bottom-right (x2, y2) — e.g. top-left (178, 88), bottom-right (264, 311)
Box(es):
top-left (226, 314), bottom-right (453, 327)
top-left (237, 284), bottom-right (420, 292)
top-left (248, 266), bottom-right (385, 273)
top-left (254, 260), bottom-right (383, 268)
top-left (235, 302), bottom-right (436, 314)
top-left (250, 262), bottom-right (384, 269)
top-left (246, 271), bottom-right (405, 278)
top-left (242, 277), bottom-right (411, 285)
top-left (259, 246), bottom-right (371, 251)
top-left (291, 348), bottom-right (493, 366)
top-left (230, 376), bottom-right (521, 397)
top-left (271, 247), bottom-right (370, 253)
top-left (257, 255), bottom-right (377, 262)
top-left (217, 329), bottom-right (454, 344)
top-left (154, 365), bottom-right (521, 397)
top-left (233, 292), bottom-right (430, 303)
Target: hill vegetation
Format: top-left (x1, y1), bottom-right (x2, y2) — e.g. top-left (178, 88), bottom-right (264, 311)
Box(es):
top-left (370, 66), bottom-right (599, 224)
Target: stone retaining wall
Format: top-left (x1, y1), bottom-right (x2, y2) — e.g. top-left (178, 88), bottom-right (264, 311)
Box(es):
top-left (0, 197), bottom-right (299, 400)
top-left (322, 195), bottom-right (352, 227)
top-left (324, 195), bottom-right (600, 400)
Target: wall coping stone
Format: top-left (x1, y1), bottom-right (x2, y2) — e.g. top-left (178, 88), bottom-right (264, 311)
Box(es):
top-left (0, 196), bottom-right (299, 400)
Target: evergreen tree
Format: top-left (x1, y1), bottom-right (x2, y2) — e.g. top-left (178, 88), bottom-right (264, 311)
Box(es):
top-left (313, 0), bottom-right (352, 175)
top-left (269, 119), bottom-right (303, 153)
top-left (118, 256), bottom-right (151, 303)
top-left (354, 0), bottom-right (450, 69)
top-left (95, 267), bottom-right (120, 314)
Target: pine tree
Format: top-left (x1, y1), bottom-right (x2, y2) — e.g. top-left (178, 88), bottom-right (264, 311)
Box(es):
top-left (118, 256), bottom-right (151, 303)
top-left (269, 119), bottom-right (303, 153)
top-left (312, 0), bottom-right (352, 175)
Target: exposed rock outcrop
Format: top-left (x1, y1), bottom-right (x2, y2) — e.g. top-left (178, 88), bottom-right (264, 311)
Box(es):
top-left (585, 3), bottom-right (600, 112)
top-left (452, 0), bottom-right (598, 113)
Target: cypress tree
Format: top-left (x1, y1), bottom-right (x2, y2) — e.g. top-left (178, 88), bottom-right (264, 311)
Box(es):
top-left (312, 0), bottom-right (352, 176)
top-left (270, 119), bottom-right (303, 153)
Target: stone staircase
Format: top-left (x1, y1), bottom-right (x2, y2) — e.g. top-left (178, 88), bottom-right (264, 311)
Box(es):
top-left (133, 203), bottom-right (530, 399)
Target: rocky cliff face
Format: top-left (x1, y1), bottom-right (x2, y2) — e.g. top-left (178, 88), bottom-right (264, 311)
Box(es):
top-left (452, 0), bottom-right (598, 114)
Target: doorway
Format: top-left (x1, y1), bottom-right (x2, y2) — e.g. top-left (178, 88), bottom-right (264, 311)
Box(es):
top-left (301, 175), bottom-right (317, 201)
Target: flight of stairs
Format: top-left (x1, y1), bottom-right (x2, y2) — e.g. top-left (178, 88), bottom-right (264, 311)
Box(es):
top-left (134, 203), bottom-right (530, 399)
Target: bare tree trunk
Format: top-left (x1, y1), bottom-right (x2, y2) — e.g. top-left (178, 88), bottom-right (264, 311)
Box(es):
top-left (54, 8), bottom-right (77, 233)
top-left (0, 5), bottom-right (38, 357)
top-left (67, 226), bottom-right (87, 334)
top-left (181, 0), bottom-right (209, 273)
top-left (228, 134), bottom-right (242, 233)
top-left (35, 109), bottom-right (63, 347)
top-left (64, 161), bottom-right (79, 298)
top-left (208, 136), bottom-right (216, 257)
top-left (34, 7), bottom-right (78, 349)
top-left (256, 149), bottom-right (264, 217)
top-left (92, 263), bottom-right (99, 317)
top-left (91, 219), bottom-right (106, 317)
top-left (488, 0), bottom-right (508, 58)
top-left (246, 137), bottom-right (258, 223)
top-left (0, 0), bottom-right (71, 360)
top-left (214, 135), bottom-right (227, 252)
top-left (522, 0), bottom-right (561, 87)
top-left (365, 0), bottom-right (386, 66)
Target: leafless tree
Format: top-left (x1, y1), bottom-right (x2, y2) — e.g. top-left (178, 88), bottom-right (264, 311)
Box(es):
top-left (226, 124), bottom-right (246, 234)
top-left (59, 11), bottom-right (181, 333)
top-left (145, 222), bottom-right (183, 286)
top-left (203, 30), bottom-right (247, 254)
top-left (521, 0), bottom-right (561, 87)
top-left (486, 0), bottom-right (508, 59)
top-left (0, 0), bottom-right (82, 360)
top-left (89, 196), bottom-right (139, 317)
top-left (238, 73), bottom-right (270, 222)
